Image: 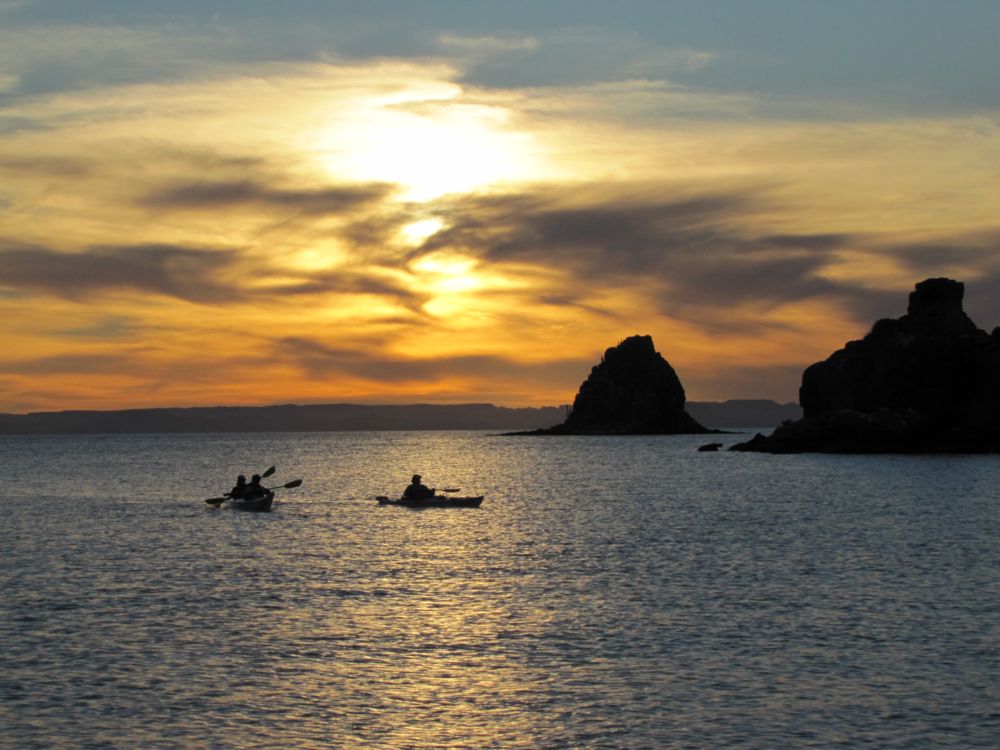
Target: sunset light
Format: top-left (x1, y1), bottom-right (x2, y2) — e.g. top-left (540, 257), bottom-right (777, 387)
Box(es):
top-left (316, 90), bottom-right (547, 200)
top-left (0, 3), bottom-right (998, 413)
top-left (5, 6), bottom-right (1000, 750)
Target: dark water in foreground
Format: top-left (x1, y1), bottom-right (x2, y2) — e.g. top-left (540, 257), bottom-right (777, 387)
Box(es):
top-left (1, 432), bottom-right (998, 749)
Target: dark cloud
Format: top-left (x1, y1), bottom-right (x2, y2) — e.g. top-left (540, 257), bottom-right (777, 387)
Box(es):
top-left (340, 211), bottom-right (423, 256)
top-left (420, 188), bottom-right (846, 313)
top-left (1, 352), bottom-right (140, 376)
top-left (759, 233), bottom-right (853, 251)
top-left (0, 349), bottom-right (260, 392)
top-left (536, 293), bottom-right (619, 318)
top-left (0, 242), bottom-right (243, 302)
top-left (893, 234), bottom-right (1000, 272)
top-left (141, 179), bottom-right (394, 215)
top-left (417, 186), bottom-right (1000, 339)
top-left (423, 191), bottom-right (752, 274)
top-left (0, 240), bottom-right (423, 306)
top-left (51, 315), bottom-right (143, 340)
top-left (146, 147), bottom-right (269, 172)
top-left (874, 232), bottom-right (1000, 329)
top-left (265, 270), bottom-right (427, 310)
top-left (0, 155), bottom-right (94, 177)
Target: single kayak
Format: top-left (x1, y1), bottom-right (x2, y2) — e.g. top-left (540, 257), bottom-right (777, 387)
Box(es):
top-left (230, 490), bottom-right (275, 512)
top-left (375, 495), bottom-right (484, 508)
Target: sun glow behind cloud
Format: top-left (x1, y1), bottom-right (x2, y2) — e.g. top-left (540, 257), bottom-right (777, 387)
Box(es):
top-left (313, 84), bottom-right (551, 200)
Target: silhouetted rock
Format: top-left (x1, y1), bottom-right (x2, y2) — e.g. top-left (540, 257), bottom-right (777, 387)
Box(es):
top-left (732, 278), bottom-right (1000, 452)
top-left (525, 335), bottom-right (711, 434)
top-left (697, 442), bottom-right (723, 452)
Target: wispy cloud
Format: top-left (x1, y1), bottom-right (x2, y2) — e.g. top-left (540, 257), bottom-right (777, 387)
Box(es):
top-left (0, 242), bottom-right (245, 302)
top-left (141, 179), bottom-right (394, 214)
top-left (438, 33), bottom-right (539, 55)
top-left (274, 335), bottom-right (591, 387)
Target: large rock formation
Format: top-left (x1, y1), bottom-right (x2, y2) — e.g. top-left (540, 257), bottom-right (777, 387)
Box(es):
top-left (733, 278), bottom-right (1000, 452)
top-left (533, 335), bottom-right (710, 434)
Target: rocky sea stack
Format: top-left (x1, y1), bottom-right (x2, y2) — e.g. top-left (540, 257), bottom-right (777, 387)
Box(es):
top-left (531, 335), bottom-right (710, 435)
top-left (733, 278), bottom-right (1000, 453)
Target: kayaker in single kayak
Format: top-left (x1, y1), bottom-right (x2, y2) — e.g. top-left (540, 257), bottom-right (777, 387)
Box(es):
top-left (403, 474), bottom-right (435, 502)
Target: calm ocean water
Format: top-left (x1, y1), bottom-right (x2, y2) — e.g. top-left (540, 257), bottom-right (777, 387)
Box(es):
top-left (1, 431), bottom-right (997, 749)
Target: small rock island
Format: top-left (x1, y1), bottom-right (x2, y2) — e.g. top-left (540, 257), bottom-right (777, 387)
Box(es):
top-left (523, 334), bottom-right (712, 435)
top-left (733, 278), bottom-right (1000, 453)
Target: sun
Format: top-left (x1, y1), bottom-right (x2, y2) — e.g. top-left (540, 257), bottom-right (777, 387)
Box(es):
top-left (399, 217), bottom-right (445, 245)
top-left (314, 84), bottom-right (548, 201)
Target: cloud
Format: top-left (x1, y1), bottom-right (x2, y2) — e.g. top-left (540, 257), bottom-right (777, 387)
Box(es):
top-left (51, 314), bottom-right (143, 340)
top-left (438, 33), bottom-right (539, 55)
top-left (411, 183), bottom-right (1000, 342)
top-left (458, 26), bottom-right (718, 90)
top-left (420, 187), bottom-right (844, 310)
top-left (0, 242), bottom-right (245, 302)
top-left (886, 231), bottom-right (1000, 327)
top-left (275, 335), bottom-right (591, 386)
top-left (264, 269), bottom-right (427, 310)
top-left (423, 190), bottom-right (750, 268)
top-left (140, 179), bottom-right (394, 215)
top-left (892, 234), bottom-right (1000, 274)
top-left (0, 238), bottom-right (429, 310)
top-left (0, 154), bottom-right (93, 176)
top-left (1, 351), bottom-right (140, 376)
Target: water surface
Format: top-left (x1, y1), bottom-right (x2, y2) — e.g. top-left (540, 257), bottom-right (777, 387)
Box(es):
top-left (2, 432), bottom-right (998, 748)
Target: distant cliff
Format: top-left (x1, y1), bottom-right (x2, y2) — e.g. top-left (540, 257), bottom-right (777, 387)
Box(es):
top-left (686, 400), bottom-right (801, 428)
top-left (0, 403), bottom-right (567, 434)
top-left (0, 399), bottom-right (800, 434)
top-left (523, 335), bottom-right (711, 434)
top-left (733, 278), bottom-right (1000, 453)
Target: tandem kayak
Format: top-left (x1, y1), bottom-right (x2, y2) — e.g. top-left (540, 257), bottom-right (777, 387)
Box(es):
top-left (375, 495), bottom-right (483, 508)
top-left (204, 476), bottom-right (302, 511)
top-left (229, 490), bottom-right (274, 512)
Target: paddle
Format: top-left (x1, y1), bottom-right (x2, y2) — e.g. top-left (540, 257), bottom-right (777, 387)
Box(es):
top-left (267, 479), bottom-right (302, 490)
top-left (441, 487), bottom-right (460, 493)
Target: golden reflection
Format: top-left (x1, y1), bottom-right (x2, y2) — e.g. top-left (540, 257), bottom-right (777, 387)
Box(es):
top-left (266, 503), bottom-right (561, 748)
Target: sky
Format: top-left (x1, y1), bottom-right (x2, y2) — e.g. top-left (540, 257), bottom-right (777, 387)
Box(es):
top-left (2, 0), bottom-right (999, 412)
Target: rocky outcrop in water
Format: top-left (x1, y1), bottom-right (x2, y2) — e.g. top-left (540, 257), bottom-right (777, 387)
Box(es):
top-left (732, 278), bottom-right (1000, 452)
top-left (530, 335), bottom-right (711, 434)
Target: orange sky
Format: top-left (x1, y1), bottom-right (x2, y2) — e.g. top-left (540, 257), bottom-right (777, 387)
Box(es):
top-left (2, 7), bottom-right (1000, 413)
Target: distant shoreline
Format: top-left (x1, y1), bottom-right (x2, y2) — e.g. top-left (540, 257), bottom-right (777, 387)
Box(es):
top-left (0, 400), bottom-right (800, 435)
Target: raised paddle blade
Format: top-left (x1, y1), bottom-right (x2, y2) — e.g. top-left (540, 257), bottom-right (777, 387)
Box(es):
top-left (262, 466), bottom-right (276, 479)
